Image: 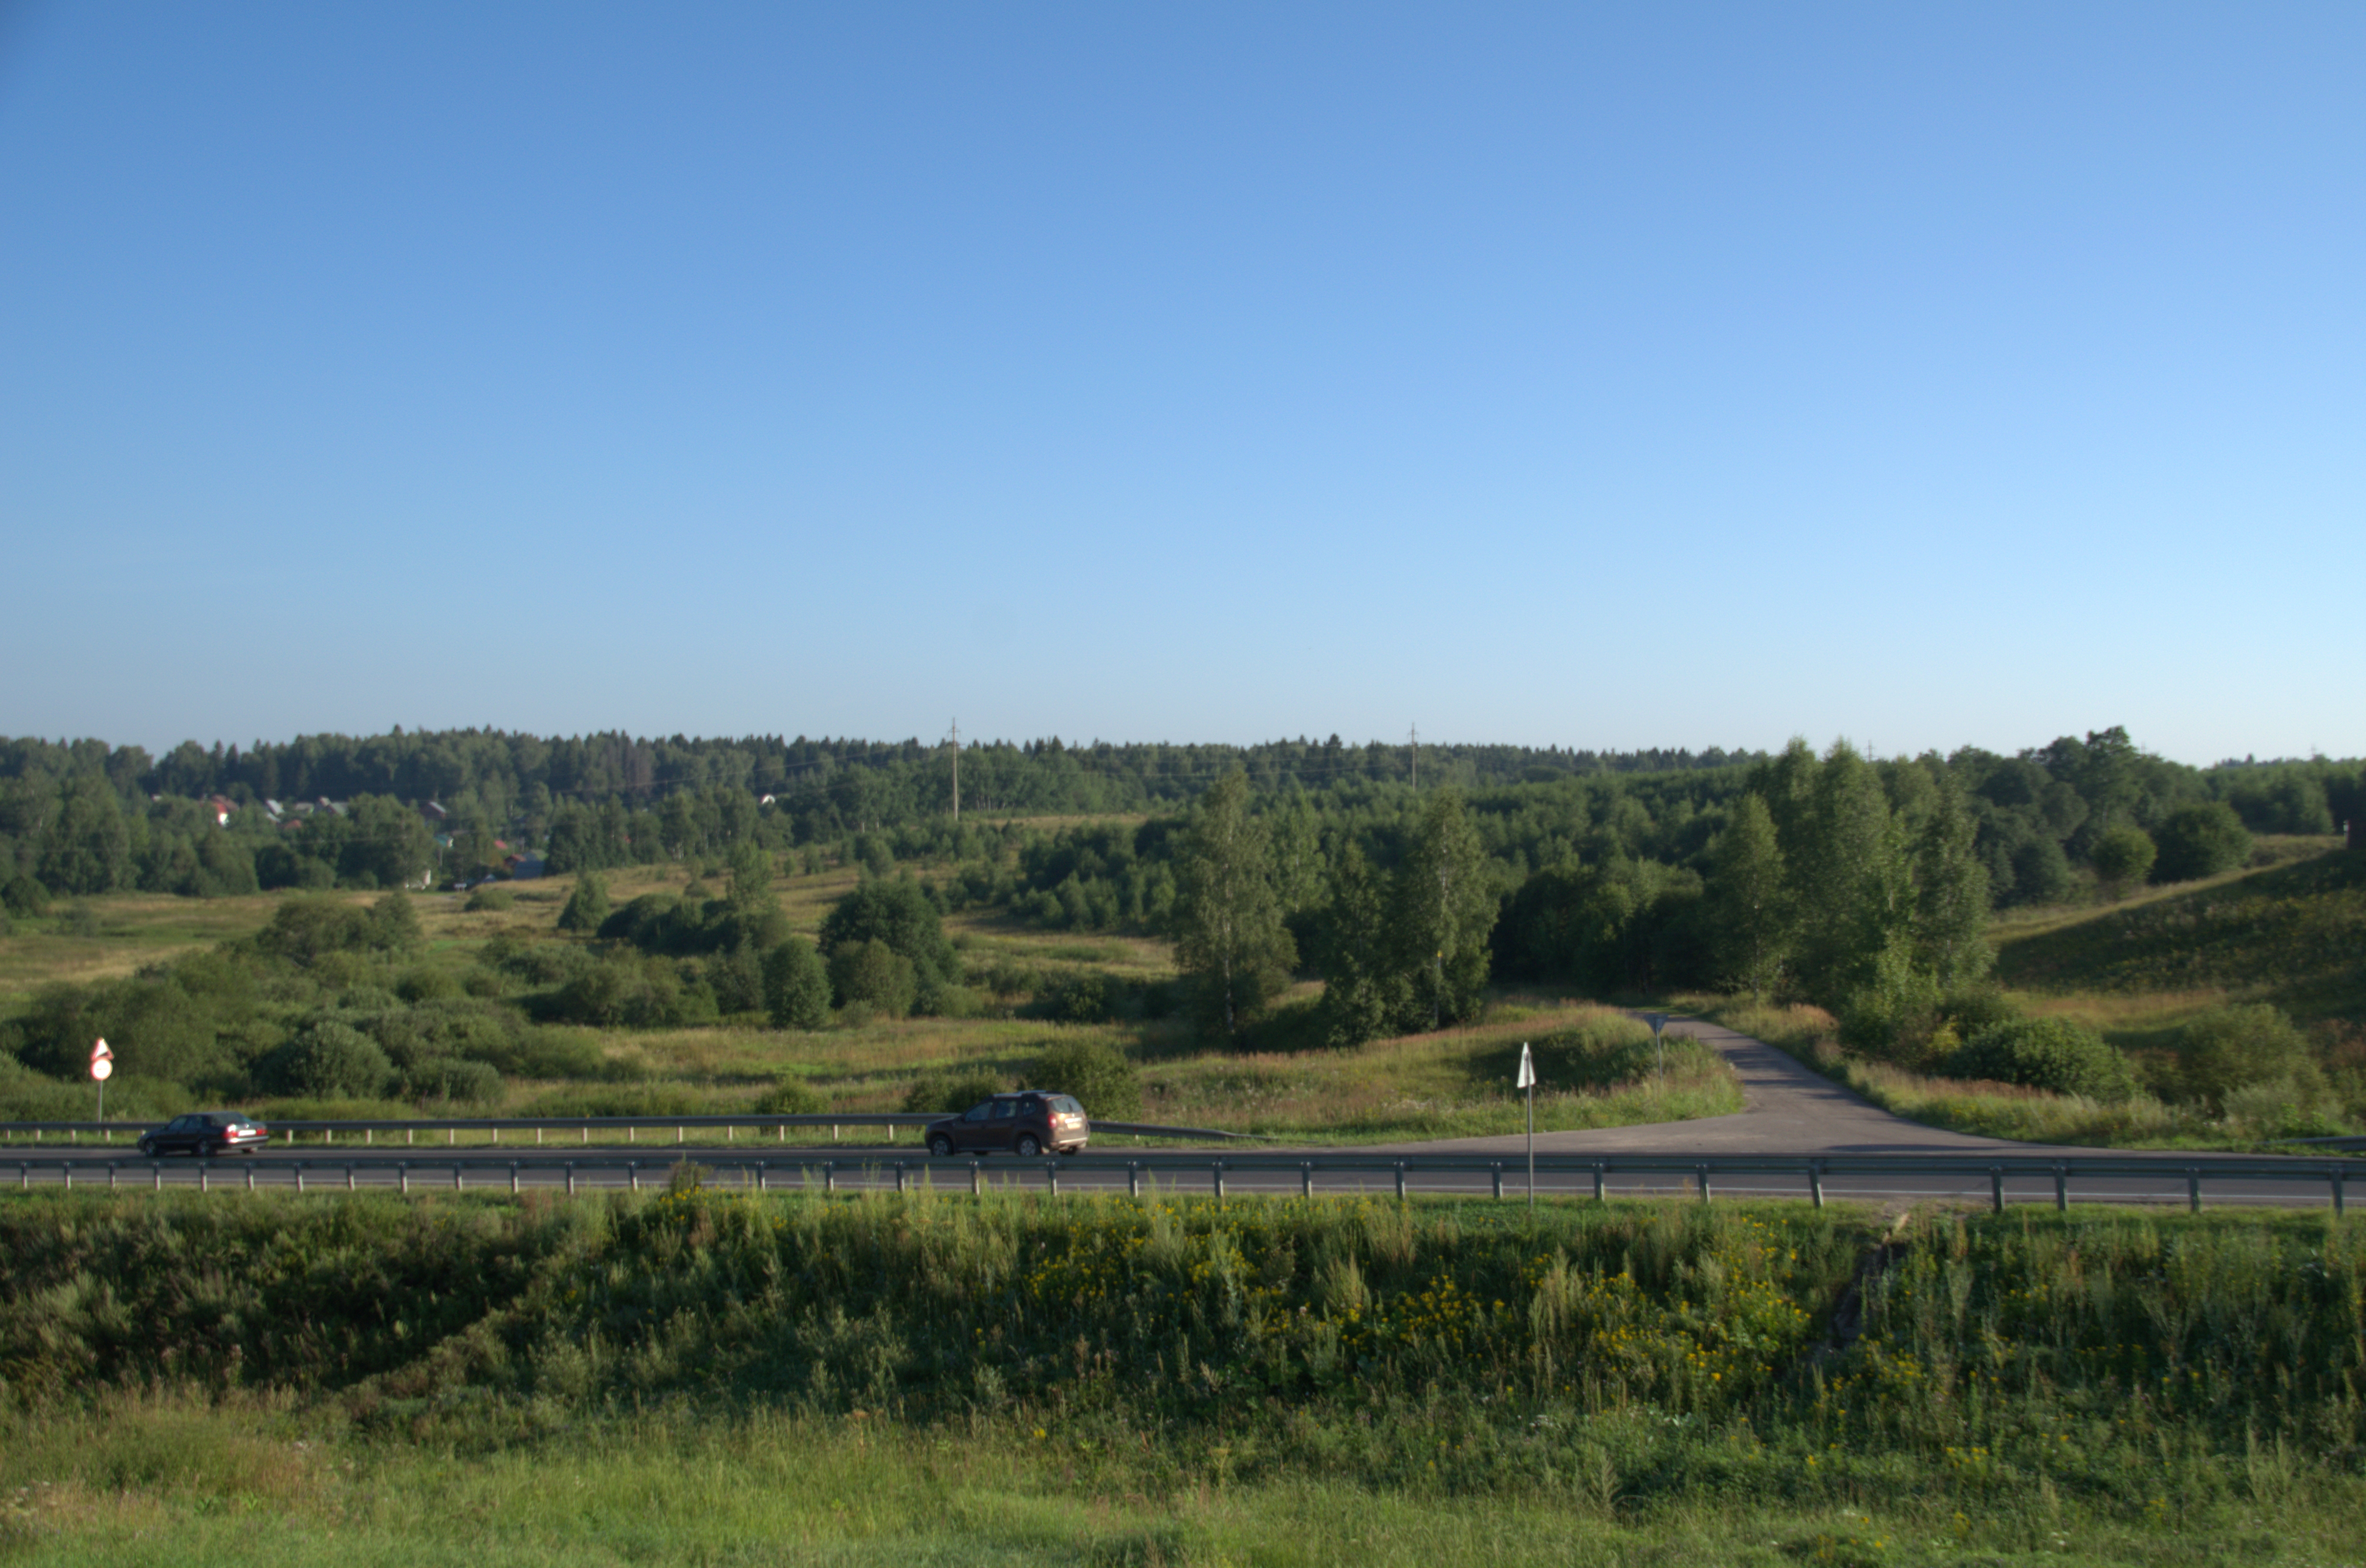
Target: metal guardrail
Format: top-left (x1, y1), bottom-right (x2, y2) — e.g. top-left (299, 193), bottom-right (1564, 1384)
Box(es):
top-left (3, 1148), bottom-right (2353, 1214)
top-left (0, 1113), bottom-right (1259, 1145)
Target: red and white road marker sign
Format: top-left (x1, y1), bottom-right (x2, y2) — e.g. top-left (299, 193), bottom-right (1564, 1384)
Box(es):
top-left (90, 1037), bottom-right (113, 1081)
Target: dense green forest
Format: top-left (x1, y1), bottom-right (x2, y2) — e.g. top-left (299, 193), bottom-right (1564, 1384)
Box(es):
top-left (4, 724), bottom-right (2360, 1053)
top-left (2, 725), bottom-right (2354, 915)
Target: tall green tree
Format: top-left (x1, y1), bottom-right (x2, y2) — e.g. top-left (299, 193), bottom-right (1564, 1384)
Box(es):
top-left (1391, 786), bottom-right (1496, 1028)
top-left (762, 938), bottom-right (831, 1030)
top-left (557, 871), bottom-right (611, 932)
top-left (1705, 793), bottom-right (1791, 999)
top-left (1789, 741), bottom-right (1898, 1001)
top-left (1171, 772), bottom-right (1296, 1041)
top-left (1909, 768), bottom-right (1992, 991)
top-left (37, 776), bottom-right (129, 895)
top-left (1312, 841), bottom-right (1408, 1047)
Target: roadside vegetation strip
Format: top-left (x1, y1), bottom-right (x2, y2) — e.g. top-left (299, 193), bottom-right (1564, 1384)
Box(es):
top-left (1688, 995), bottom-right (2361, 1153)
top-left (0, 1192), bottom-right (2361, 1562)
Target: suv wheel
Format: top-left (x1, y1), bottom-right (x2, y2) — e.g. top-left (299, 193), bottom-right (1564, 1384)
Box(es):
top-left (929, 1134), bottom-right (953, 1158)
top-left (1016, 1134), bottom-right (1042, 1157)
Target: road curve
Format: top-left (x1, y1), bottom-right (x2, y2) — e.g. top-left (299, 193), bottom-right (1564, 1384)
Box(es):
top-left (1345, 1013), bottom-right (2092, 1160)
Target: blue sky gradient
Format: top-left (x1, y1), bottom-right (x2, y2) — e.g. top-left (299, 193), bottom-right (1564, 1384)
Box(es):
top-left (3, 3), bottom-right (2358, 763)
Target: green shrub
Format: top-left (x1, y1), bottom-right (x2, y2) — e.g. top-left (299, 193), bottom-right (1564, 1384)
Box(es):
top-left (1949, 1016), bottom-right (2136, 1101)
top-left (762, 939), bottom-right (831, 1030)
top-left (2088, 824), bottom-right (2157, 894)
top-left (752, 1077), bottom-right (824, 1115)
top-left (396, 966), bottom-right (465, 1003)
top-left (1030, 1035), bottom-right (1142, 1119)
top-left (2176, 1002), bottom-right (2324, 1112)
top-left (556, 871), bottom-right (610, 933)
top-left (2151, 802), bottom-right (2253, 883)
top-left (828, 939), bottom-right (917, 1018)
top-left (464, 885), bottom-right (514, 912)
top-left (901, 1066), bottom-right (1009, 1114)
top-left (259, 1020), bottom-right (395, 1099)
top-left (399, 1056), bottom-right (503, 1106)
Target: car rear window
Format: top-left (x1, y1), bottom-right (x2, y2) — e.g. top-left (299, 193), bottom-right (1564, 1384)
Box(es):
top-left (1052, 1096), bottom-right (1083, 1115)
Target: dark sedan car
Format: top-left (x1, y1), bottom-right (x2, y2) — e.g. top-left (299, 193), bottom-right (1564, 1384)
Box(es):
top-left (925, 1091), bottom-right (1089, 1158)
top-left (138, 1111), bottom-right (270, 1158)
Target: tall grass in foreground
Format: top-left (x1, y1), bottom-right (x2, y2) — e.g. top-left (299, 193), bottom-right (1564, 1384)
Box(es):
top-left (2, 1191), bottom-right (2362, 1562)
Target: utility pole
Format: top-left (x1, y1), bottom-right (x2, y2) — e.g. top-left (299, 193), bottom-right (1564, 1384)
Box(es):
top-left (948, 719), bottom-right (960, 824)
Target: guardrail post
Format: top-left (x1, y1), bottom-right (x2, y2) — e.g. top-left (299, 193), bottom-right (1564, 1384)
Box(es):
top-left (1990, 1167), bottom-right (2005, 1214)
top-left (110, 1161), bottom-right (120, 1191)
top-left (61, 1163), bottom-right (71, 1192)
top-left (1491, 1163), bottom-right (1504, 1200)
top-left (1127, 1162), bottom-right (1139, 1198)
top-left (1046, 1160), bottom-right (1059, 1198)
top-left (677, 1126), bottom-right (684, 1146)
top-left (1302, 1162), bottom-right (1314, 1199)
top-left (345, 1164), bottom-right (355, 1191)
top-left (972, 1160), bottom-right (984, 1197)
top-left (244, 1164), bottom-right (255, 1193)
top-left (1592, 1163), bottom-right (1606, 1203)
top-left (1213, 1162), bottom-right (1225, 1200)
top-left (895, 1161), bottom-right (908, 1194)
top-left (153, 1163), bottom-right (163, 1193)
top-left (2188, 1168), bottom-right (2202, 1214)
top-left (448, 1128), bottom-right (455, 1146)
top-left (294, 1163), bottom-right (304, 1194)
top-left (565, 1161), bottom-right (576, 1196)
top-left (1697, 1165), bottom-right (1712, 1204)
top-left (757, 1160), bottom-right (770, 1193)
top-left (629, 1161), bottom-right (641, 1192)
top-left (398, 1162), bottom-right (409, 1194)
top-left (198, 1163), bottom-right (208, 1194)
top-left (2333, 1166), bottom-right (2347, 1218)
top-left (1808, 1162), bottom-right (1824, 1209)
top-left (2053, 1165), bottom-right (2068, 1212)
top-left (453, 1164), bottom-right (463, 1192)
top-left (510, 1162), bottom-right (521, 1195)
top-left (405, 1129), bottom-right (413, 1146)
top-left (825, 1161), bottom-right (836, 1195)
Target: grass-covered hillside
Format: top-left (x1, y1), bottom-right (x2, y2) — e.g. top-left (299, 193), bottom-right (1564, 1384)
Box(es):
top-left (1685, 841), bottom-right (2366, 1151)
top-left (1994, 841), bottom-right (2366, 1024)
top-left (0, 1188), bottom-right (2360, 1565)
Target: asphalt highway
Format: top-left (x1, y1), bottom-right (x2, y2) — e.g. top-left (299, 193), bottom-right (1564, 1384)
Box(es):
top-left (6, 1015), bottom-right (2356, 1211)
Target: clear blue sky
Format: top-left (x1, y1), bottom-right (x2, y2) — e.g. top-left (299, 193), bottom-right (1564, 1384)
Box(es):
top-left (3, 3), bottom-right (2358, 766)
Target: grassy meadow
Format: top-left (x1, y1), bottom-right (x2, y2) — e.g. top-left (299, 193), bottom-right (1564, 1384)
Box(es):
top-left (0, 1187), bottom-right (2360, 1565)
top-left (0, 859), bottom-right (1736, 1145)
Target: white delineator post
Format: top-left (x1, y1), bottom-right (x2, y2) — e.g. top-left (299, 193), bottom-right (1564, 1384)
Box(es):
top-left (90, 1038), bottom-right (114, 1123)
top-left (1516, 1041), bottom-right (1536, 1209)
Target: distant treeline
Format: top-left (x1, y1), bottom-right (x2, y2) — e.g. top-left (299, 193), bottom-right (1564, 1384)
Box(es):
top-left (0, 728), bottom-right (1755, 904)
top-left (0, 725), bottom-right (2357, 936)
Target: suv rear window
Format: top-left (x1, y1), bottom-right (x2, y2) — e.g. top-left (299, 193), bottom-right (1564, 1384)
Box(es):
top-left (1052, 1096), bottom-right (1083, 1115)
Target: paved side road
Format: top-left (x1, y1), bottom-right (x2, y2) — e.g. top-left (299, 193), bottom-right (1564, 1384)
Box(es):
top-left (1344, 1013), bottom-right (2132, 1160)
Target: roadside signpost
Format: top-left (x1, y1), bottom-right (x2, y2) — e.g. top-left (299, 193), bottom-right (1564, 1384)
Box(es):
top-left (1644, 1013), bottom-right (1668, 1089)
top-left (90, 1038), bottom-right (113, 1123)
top-left (1516, 1041), bottom-right (1536, 1208)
